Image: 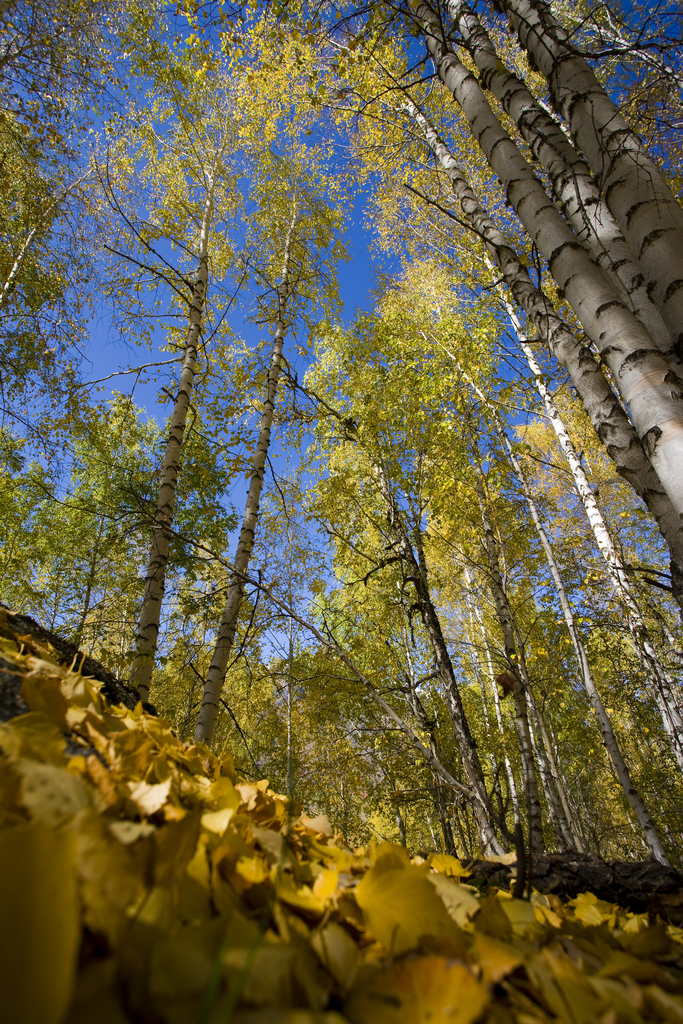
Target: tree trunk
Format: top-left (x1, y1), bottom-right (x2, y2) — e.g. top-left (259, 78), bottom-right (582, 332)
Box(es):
top-left (444, 0), bottom-right (676, 366)
top-left (414, 1), bottom-right (683, 516)
top-left (502, 0), bottom-right (683, 357)
top-left (463, 563), bottom-right (520, 818)
top-left (131, 180), bottom-right (214, 700)
top-left (402, 96), bottom-right (683, 614)
top-left (401, 620), bottom-right (459, 855)
top-left (507, 305), bottom-right (683, 781)
top-left (483, 390), bottom-right (670, 862)
top-left (377, 468), bottom-right (505, 852)
top-left (195, 202), bottom-right (297, 743)
top-left (476, 475), bottom-right (545, 855)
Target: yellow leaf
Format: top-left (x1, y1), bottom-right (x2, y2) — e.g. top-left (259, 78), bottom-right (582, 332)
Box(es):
top-left (572, 891), bottom-right (616, 927)
top-left (108, 820), bottom-right (156, 844)
top-left (235, 854), bottom-right (269, 884)
top-left (17, 758), bottom-right (90, 826)
top-left (499, 896), bottom-right (544, 938)
top-left (154, 812), bottom-right (201, 886)
top-left (313, 866), bottom-right (339, 899)
top-left (430, 852), bottom-right (471, 877)
top-left (74, 809), bottom-right (147, 944)
top-left (355, 863), bottom-right (458, 954)
top-left (347, 956), bottom-right (489, 1024)
top-left (428, 873), bottom-right (480, 928)
top-left (483, 852), bottom-right (518, 865)
top-left (474, 932), bottom-right (523, 985)
top-left (128, 777), bottom-right (171, 815)
top-left (0, 823), bottom-right (79, 1024)
top-left (277, 874), bottom-right (325, 915)
top-left (299, 812), bottom-right (333, 836)
top-left (371, 839), bottom-right (411, 872)
top-left (526, 949), bottom-right (604, 1024)
top-left (0, 711), bottom-right (67, 765)
top-left (20, 664), bottom-right (69, 725)
top-left (474, 895), bottom-right (513, 940)
top-left (201, 806), bottom-right (236, 834)
top-left (311, 921), bottom-right (359, 990)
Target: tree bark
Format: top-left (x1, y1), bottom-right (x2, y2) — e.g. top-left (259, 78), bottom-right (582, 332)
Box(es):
top-left (376, 467), bottom-right (505, 852)
top-left (414, 0), bottom-right (683, 516)
top-left (476, 475), bottom-right (545, 855)
top-left (131, 180), bottom-right (214, 700)
top-left (502, 0), bottom-right (683, 357)
top-left (505, 304), bottom-right (683, 781)
top-left (195, 202), bottom-right (298, 743)
top-left (401, 620), bottom-right (459, 854)
top-left (483, 390), bottom-right (669, 863)
top-left (462, 563), bottom-right (520, 819)
top-left (443, 0), bottom-right (676, 367)
top-left (402, 96), bottom-right (683, 613)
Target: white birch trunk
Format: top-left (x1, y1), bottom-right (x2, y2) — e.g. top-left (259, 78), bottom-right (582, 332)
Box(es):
top-left (476, 476), bottom-right (545, 854)
top-left (402, 96), bottom-right (683, 611)
top-left (481, 389), bottom-right (669, 861)
top-left (131, 181), bottom-right (214, 700)
top-left (443, 0), bottom-right (676, 366)
top-left (414, 1), bottom-right (683, 515)
top-left (463, 563), bottom-right (520, 816)
top-left (503, 0), bottom-right (683, 356)
top-left (505, 302), bottom-right (683, 779)
top-left (194, 204), bottom-right (298, 743)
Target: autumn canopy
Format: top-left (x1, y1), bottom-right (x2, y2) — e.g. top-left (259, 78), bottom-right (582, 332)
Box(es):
top-left (2, 0), bottom-right (683, 1020)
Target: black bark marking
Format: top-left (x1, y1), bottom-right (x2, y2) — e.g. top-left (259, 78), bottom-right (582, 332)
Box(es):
top-left (664, 279), bottom-right (683, 303)
top-left (596, 300), bottom-right (625, 317)
top-left (626, 199), bottom-right (650, 226)
top-left (640, 227), bottom-right (672, 255)
top-left (643, 424), bottom-right (663, 459)
top-left (623, 347), bottom-right (659, 366)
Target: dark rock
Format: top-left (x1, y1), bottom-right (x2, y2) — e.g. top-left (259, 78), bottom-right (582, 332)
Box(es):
top-left (0, 603), bottom-right (146, 721)
top-left (0, 654), bottom-right (30, 722)
top-left (463, 850), bottom-right (683, 923)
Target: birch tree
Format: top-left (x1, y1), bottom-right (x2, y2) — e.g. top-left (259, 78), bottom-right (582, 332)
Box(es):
top-left (410, 0), bottom-right (683, 518)
top-left (397, 96), bottom-right (683, 611)
top-left (469, 377), bottom-right (669, 862)
top-left (113, 72), bottom-right (241, 699)
top-left (195, 153), bottom-right (347, 742)
top-left (499, 0), bottom-right (683, 354)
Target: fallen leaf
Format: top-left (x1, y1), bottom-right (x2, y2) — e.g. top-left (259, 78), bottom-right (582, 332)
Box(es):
top-left (355, 863), bottom-right (458, 954)
top-left (311, 921), bottom-right (359, 990)
top-left (128, 777), bottom-right (172, 815)
top-left (428, 873), bottom-right (480, 928)
top-left (474, 931), bottom-right (523, 985)
top-left (108, 820), bottom-right (156, 844)
top-left (17, 758), bottom-right (90, 826)
top-left (0, 823), bottom-right (80, 1024)
top-left (346, 956), bottom-right (489, 1024)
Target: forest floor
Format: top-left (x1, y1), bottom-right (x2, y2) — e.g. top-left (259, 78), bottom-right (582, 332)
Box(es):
top-left (2, 604), bottom-right (683, 1024)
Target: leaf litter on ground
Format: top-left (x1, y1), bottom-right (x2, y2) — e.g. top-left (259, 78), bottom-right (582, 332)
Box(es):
top-left (1, 607), bottom-right (683, 1024)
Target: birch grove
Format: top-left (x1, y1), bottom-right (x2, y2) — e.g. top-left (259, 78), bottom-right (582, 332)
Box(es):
top-left (413, 0), bottom-right (683, 518)
top-left (3, 0), bottom-right (683, 868)
top-left (401, 95), bottom-right (683, 612)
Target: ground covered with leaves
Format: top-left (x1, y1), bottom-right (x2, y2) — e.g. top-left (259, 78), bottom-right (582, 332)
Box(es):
top-left (2, 609), bottom-right (683, 1024)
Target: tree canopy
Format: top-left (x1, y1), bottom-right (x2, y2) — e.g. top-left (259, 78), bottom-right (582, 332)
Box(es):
top-left (2, 0), bottom-right (683, 1021)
